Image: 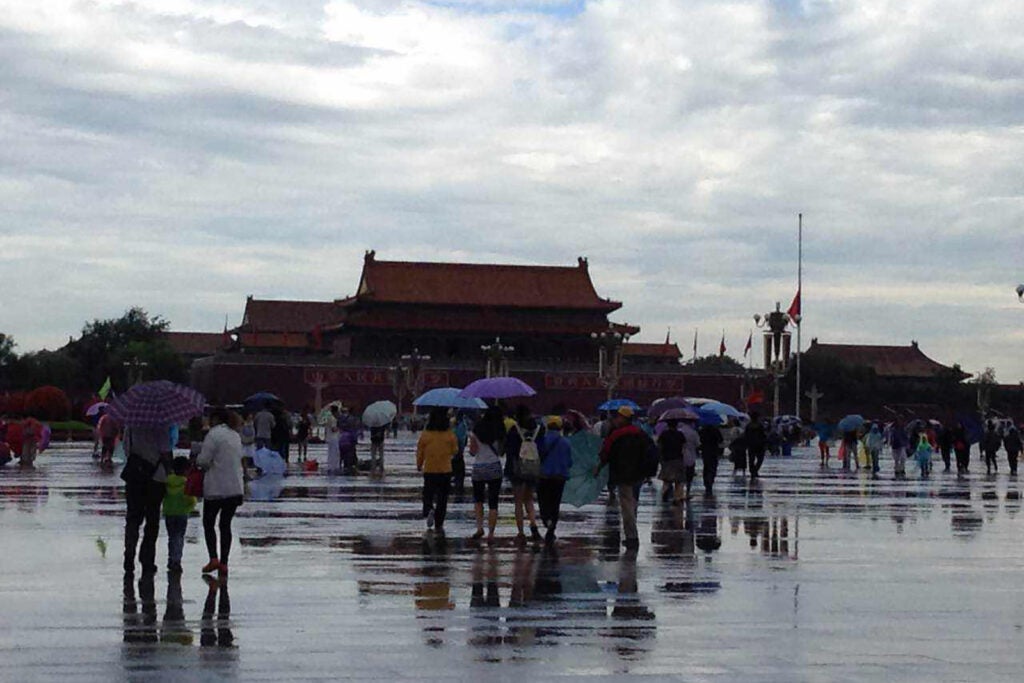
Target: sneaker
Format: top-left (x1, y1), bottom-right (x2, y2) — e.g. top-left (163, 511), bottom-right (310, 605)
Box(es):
top-left (426, 510), bottom-right (435, 530)
top-left (201, 559), bottom-right (220, 574)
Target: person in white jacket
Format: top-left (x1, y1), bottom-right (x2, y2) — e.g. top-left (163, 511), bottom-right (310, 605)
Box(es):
top-left (196, 408), bottom-right (244, 576)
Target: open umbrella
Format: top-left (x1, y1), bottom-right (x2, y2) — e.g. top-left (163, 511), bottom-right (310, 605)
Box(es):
top-left (648, 397), bottom-right (693, 422)
top-left (837, 414), bottom-right (865, 432)
top-left (598, 398), bottom-right (639, 412)
top-left (696, 407), bottom-right (728, 426)
top-left (413, 388), bottom-right (487, 410)
top-left (244, 391), bottom-right (283, 412)
top-left (695, 400), bottom-right (744, 419)
top-left (459, 377), bottom-right (536, 400)
top-left (253, 447), bottom-right (287, 475)
top-left (85, 402), bottom-right (109, 418)
top-left (563, 430), bottom-right (607, 507)
top-left (107, 381), bottom-right (205, 427)
top-left (656, 407), bottom-right (700, 422)
top-left (362, 400), bottom-right (398, 428)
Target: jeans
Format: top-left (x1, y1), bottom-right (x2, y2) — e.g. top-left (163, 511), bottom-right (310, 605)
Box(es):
top-left (203, 496), bottom-right (242, 565)
top-left (617, 483), bottom-right (640, 543)
top-left (537, 477), bottom-right (566, 532)
top-left (893, 447), bottom-right (907, 475)
top-left (422, 473), bottom-right (451, 529)
top-left (869, 448), bottom-right (881, 473)
top-left (370, 442), bottom-right (384, 472)
top-left (124, 478), bottom-right (166, 574)
top-left (984, 450), bottom-right (999, 473)
top-left (1008, 451), bottom-right (1019, 475)
top-left (165, 515), bottom-right (188, 566)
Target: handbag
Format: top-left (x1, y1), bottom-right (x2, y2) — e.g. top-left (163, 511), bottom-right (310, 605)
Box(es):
top-left (184, 466), bottom-right (205, 499)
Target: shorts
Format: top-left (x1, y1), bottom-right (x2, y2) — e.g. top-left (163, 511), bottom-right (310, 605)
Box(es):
top-left (473, 478), bottom-right (501, 510)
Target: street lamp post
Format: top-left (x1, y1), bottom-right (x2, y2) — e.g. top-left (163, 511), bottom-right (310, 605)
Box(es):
top-left (481, 337), bottom-right (514, 378)
top-left (591, 327), bottom-right (631, 401)
top-left (391, 348), bottom-right (431, 415)
top-left (754, 302), bottom-right (793, 419)
top-left (122, 358), bottom-right (149, 387)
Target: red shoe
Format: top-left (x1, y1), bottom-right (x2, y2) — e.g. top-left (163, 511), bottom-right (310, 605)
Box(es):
top-left (201, 559), bottom-right (220, 574)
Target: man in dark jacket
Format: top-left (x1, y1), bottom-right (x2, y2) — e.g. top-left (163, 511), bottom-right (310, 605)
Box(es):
top-left (699, 424), bottom-right (724, 496)
top-left (982, 422), bottom-right (1002, 475)
top-left (596, 407), bottom-right (650, 550)
top-left (1004, 427), bottom-right (1022, 476)
top-left (744, 413), bottom-right (768, 479)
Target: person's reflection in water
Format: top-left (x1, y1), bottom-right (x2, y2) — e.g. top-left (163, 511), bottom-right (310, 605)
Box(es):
top-left (200, 576), bottom-right (234, 647)
top-left (122, 573), bottom-right (157, 644)
top-left (606, 548), bottom-right (655, 660)
top-left (161, 571), bottom-right (193, 645)
top-left (415, 532), bottom-right (453, 647)
top-left (695, 509), bottom-right (722, 555)
top-left (507, 547), bottom-right (538, 647)
top-left (650, 500), bottom-right (693, 559)
top-left (533, 545), bottom-right (568, 641)
top-left (600, 506), bottom-right (623, 560)
top-left (468, 547), bottom-right (503, 653)
top-left (1005, 485), bottom-right (1021, 518)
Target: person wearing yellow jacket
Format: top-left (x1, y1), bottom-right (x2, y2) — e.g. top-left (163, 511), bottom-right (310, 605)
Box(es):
top-left (416, 408), bottom-right (458, 534)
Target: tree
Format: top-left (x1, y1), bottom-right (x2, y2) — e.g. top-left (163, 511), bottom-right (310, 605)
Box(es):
top-left (24, 385), bottom-right (72, 421)
top-left (973, 367), bottom-right (997, 413)
top-left (682, 354), bottom-right (747, 375)
top-left (0, 333), bottom-right (15, 367)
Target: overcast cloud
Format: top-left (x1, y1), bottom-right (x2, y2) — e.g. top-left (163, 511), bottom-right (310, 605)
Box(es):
top-left (1, 0), bottom-right (1022, 381)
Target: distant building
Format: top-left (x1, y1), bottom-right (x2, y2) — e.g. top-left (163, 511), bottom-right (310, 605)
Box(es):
top-left (163, 332), bottom-right (227, 364)
top-left (804, 339), bottom-right (969, 381)
top-left (188, 252), bottom-right (743, 411)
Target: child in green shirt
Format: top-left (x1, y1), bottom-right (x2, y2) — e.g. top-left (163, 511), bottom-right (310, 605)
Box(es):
top-left (164, 456), bottom-right (197, 573)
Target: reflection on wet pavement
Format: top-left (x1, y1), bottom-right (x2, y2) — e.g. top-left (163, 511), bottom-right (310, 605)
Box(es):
top-left (2, 441), bottom-right (1024, 680)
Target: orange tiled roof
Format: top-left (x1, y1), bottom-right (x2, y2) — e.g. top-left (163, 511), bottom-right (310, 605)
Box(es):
top-left (623, 342), bottom-right (682, 359)
top-left (806, 341), bottom-right (967, 379)
top-left (163, 332), bottom-right (224, 356)
top-left (356, 252), bottom-right (621, 311)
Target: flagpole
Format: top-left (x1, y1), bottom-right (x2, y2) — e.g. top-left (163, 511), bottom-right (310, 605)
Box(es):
top-left (795, 213), bottom-right (803, 419)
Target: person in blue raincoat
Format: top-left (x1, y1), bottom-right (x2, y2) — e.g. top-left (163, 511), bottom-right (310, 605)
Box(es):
top-left (914, 434), bottom-right (933, 477)
top-left (536, 416), bottom-right (572, 545)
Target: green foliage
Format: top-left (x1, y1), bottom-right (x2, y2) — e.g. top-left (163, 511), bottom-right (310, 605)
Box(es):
top-left (682, 354), bottom-right (746, 374)
top-left (0, 333), bottom-right (15, 366)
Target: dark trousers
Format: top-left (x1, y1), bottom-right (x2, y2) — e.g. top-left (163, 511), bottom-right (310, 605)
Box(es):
top-left (124, 478), bottom-right (166, 574)
top-left (537, 478), bottom-right (566, 532)
top-left (984, 450), bottom-right (999, 473)
top-left (940, 447), bottom-right (952, 471)
top-left (702, 454), bottom-right (719, 493)
top-left (422, 473), bottom-right (451, 529)
top-left (165, 515), bottom-right (188, 566)
top-left (1008, 451), bottom-right (1019, 475)
top-left (451, 454), bottom-right (466, 492)
top-left (203, 497), bottom-right (241, 565)
top-left (955, 448), bottom-right (970, 473)
top-left (748, 449), bottom-right (766, 477)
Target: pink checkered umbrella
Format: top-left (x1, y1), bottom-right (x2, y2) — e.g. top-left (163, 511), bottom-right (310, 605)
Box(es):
top-left (107, 380), bottom-right (205, 426)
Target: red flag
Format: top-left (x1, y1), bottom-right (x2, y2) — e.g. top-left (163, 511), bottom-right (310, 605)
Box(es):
top-left (788, 289), bottom-right (801, 323)
top-left (747, 388), bottom-right (765, 405)
top-left (743, 332), bottom-right (752, 357)
top-left (719, 333), bottom-right (726, 357)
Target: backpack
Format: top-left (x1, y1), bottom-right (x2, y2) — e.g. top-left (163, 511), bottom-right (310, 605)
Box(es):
top-left (514, 426), bottom-right (542, 482)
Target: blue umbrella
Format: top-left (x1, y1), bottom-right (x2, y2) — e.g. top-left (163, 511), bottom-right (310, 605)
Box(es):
top-left (244, 391), bottom-right (283, 412)
top-left (838, 414), bottom-right (865, 432)
top-left (696, 400), bottom-right (744, 419)
top-left (696, 407), bottom-right (727, 426)
top-left (413, 387), bottom-right (487, 410)
top-left (598, 398), bottom-right (639, 412)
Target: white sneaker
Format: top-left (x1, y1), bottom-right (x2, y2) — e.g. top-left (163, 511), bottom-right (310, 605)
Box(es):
top-left (426, 510), bottom-right (435, 529)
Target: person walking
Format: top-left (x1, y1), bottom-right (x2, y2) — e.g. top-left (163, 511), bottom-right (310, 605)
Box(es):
top-left (840, 430), bottom-right (860, 472)
top-left (914, 434), bottom-right (933, 478)
top-left (369, 424), bottom-right (387, 475)
top-left (325, 405), bottom-right (341, 474)
top-left (1004, 427), bottom-right (1021, 476)
top-left (469, 407), bottom-right (506, 544)
top-left (815, 420), bottom-right (833, 467)
top-left (744, 413), bottom-right (768, 479)
top-left (97, 409), bottom-right (120, 466)
top-left (699, 422), bottom-right (723, 496)
top-left (678, 420), bottom-right (700, 499)
top-left (196, 408), bottom-right (245, 577)
top-left (595, 407), bottom-right (651, 551)
top-left (889, 418), bottom-right (909, 478)
top-left (253, 407), bottom-right (275, 450)
top-left (951, 422), bottom-right (971, 475)
top-left (416, 408), bottom-right (457, 534)
top-left (505, 408), bottom-right (543, 543)
top-left (296, 411), bottom-right (312, 462)
top-left (271, 409), bottom-right (291, 463)
top-left (865, 424), bottom-right (884, 476)
top-left (982, 421), bottom-right (1002, 475)
top-left (730, 431), bottom-right (747, 476)
top-left (536, 416), bottom-right (572, 544)
top-left (163, 456), bottom-right (196, 574)
top-left (122, 423), bottom-right (173, 576)
top-left (937, 424), bottom-right (953, 473)
top-left (657, 419), bottom-right (686, 503)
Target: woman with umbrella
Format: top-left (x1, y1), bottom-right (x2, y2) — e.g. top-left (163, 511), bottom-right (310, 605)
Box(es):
top-left (469, 407), bottom-right (506, 543)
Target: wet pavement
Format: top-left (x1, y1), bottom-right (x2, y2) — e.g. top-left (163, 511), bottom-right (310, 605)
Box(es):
top-left (2, 439), bottom-right (1023, 681)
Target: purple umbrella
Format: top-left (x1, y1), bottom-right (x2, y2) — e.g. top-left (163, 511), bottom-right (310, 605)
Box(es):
top-left (648, 396), bottom-right (694, 422)
top-left (459, 377), bottom-right (537, 400)
top-left (107, 380), bottom-right (206, 426)
top-left (85, 402), bottom-right (109, 418)
top-left (656, 407), bottom-right (700, 423)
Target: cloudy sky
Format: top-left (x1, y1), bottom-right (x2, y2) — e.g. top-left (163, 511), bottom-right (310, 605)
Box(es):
top-left (2, 0), bottom-right (1022, 381)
